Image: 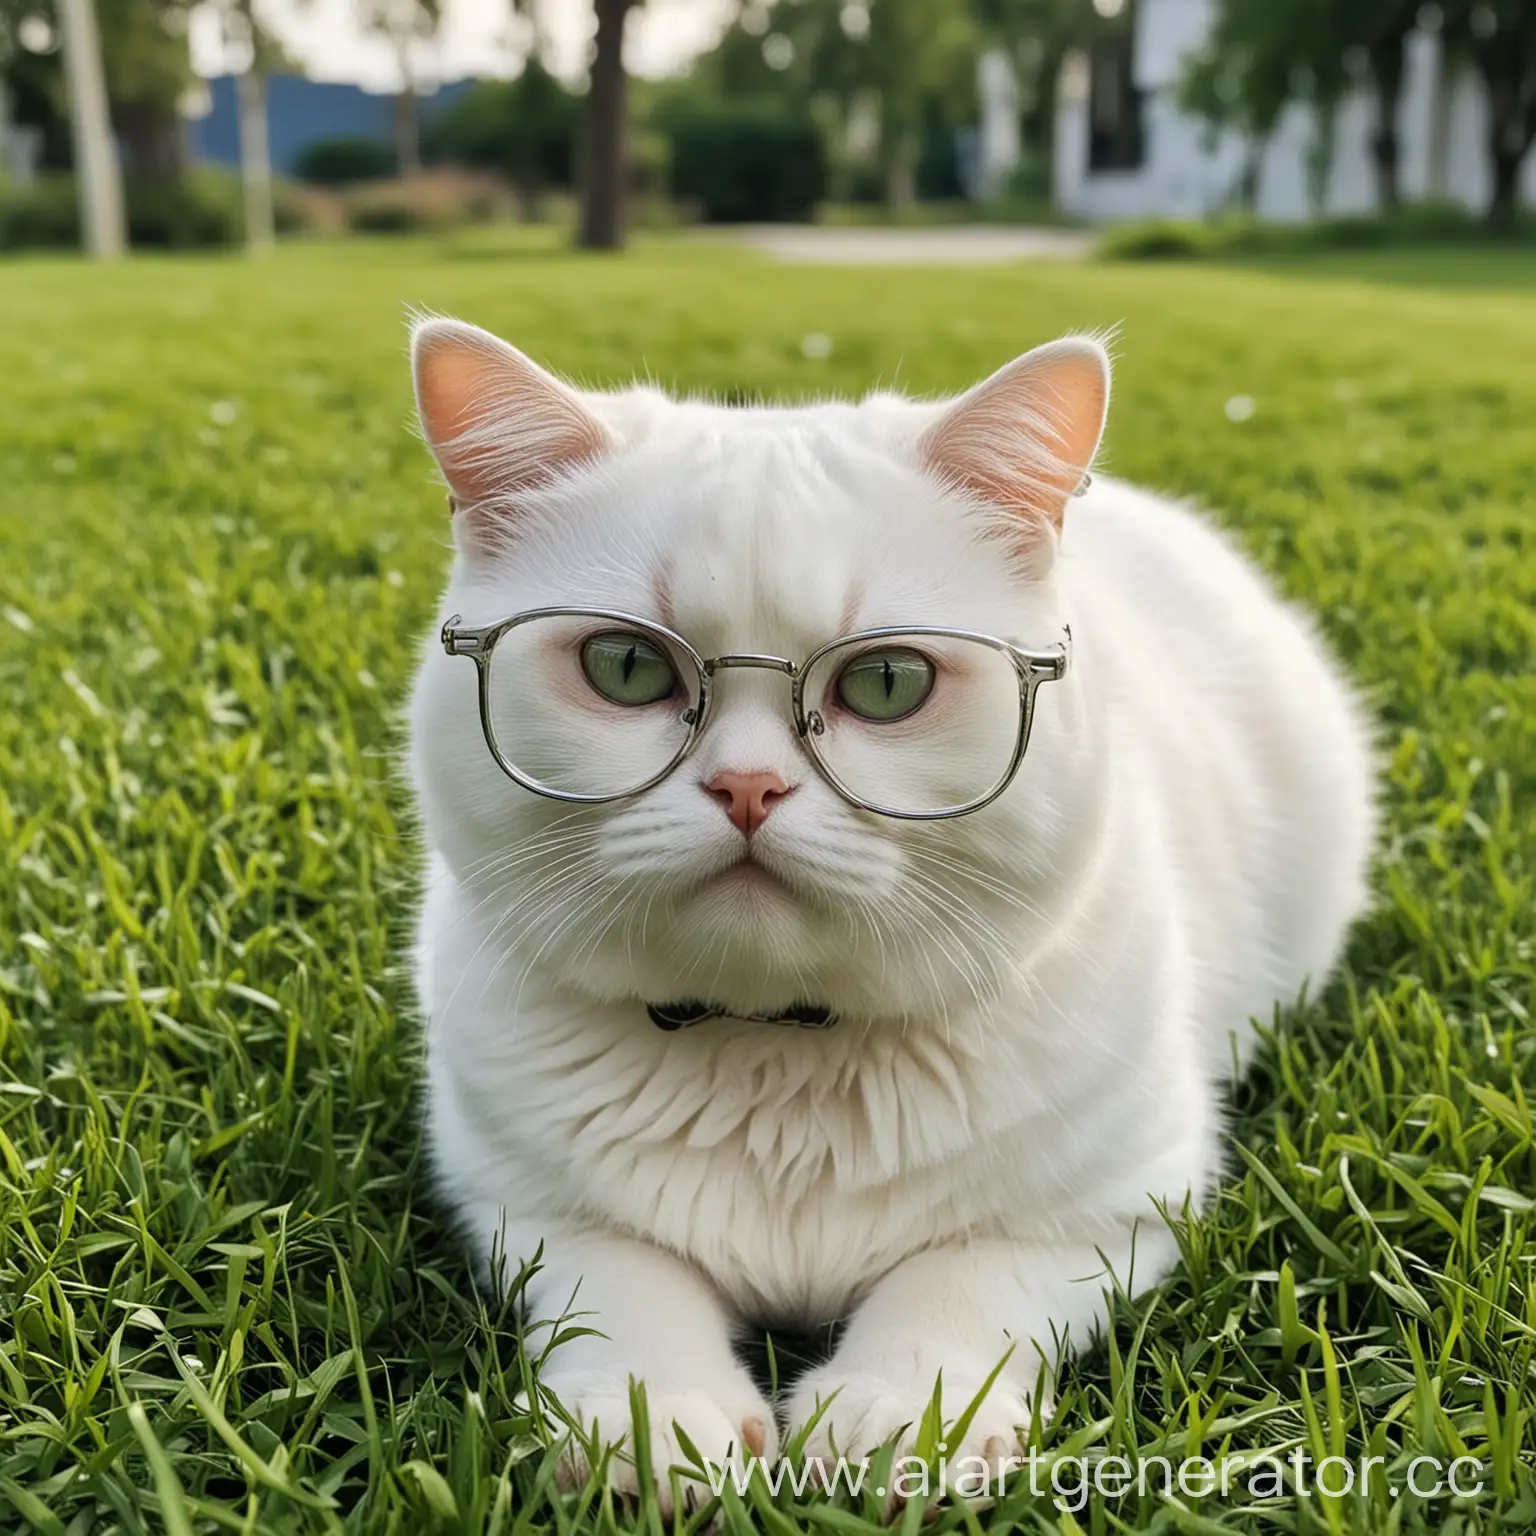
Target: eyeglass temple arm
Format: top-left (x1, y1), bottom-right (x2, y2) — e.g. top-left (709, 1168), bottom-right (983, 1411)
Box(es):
top-left (1012, 624), bottom-right (1072, 683)
top-left (440, 614), bottom-right (491, 656)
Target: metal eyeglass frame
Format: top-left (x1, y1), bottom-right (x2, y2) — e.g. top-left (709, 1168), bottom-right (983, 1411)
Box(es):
top-left (439, 607), bottom-right (1071, 821)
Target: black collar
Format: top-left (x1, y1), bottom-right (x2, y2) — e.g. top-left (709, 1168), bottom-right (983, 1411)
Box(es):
top-left (646, 1000), bottom-right (839, 1032)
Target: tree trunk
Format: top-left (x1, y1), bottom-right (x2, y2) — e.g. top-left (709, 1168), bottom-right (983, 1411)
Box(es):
top-left (882, 121), bottom-right (919, 209)
top-left (1480, 57), bottom-right (1534, 228)
top-left (1489, 140), bottom-right (1523, 227)
top-left (394, 89), bottom-right (421, 178)
top-left (1306, 99), bottom-right (1337, 218)
top-left (578, 0), bottom-right (634, 250)
top-left (57, 0), bottom-right (125, 258)
top-left (1239, 137), bottom-right (1263, 212)
top-left (1426, 41), bottom-right (1454, 199)
top-left (885, 156), bottom-right (916, 208)
top-left (237, 68), bottom-right (275, 252)
top-left (1368, 38), bottom-right (1405, 212)
top-left (0, 78), bottom-right (11, 181)
top-left (516, 175), bottom-right (545, 223)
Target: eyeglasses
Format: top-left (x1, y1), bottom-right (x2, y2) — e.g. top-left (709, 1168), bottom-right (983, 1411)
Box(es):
top-left (440, 607), bottom-right (1070, 821)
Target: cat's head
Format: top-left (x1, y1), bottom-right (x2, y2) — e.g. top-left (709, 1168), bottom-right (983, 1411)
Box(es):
top-left (408, 318), bottom-right (1108, 1026)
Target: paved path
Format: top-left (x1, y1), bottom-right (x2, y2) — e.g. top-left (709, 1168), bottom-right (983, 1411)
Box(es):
top-left (698, 225), bottom-right (1092, 265)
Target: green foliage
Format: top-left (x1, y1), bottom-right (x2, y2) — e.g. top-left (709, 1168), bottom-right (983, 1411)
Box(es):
top-left (422, 63), bottom-right (581, 191)
top-left (670, 0), bottom-right (979, 206)
top-left (1098, 201), bottom-right (1536, 260)
top-left (125, 169), bottom-right (245, 246)
top-left (1439, 0), bottom-right (1536, 222)
top-left (2, 240), bottom-right (1536, 1531)
top-left (294, 137), bottom-right (397, 187)
top-left (0, 0), bottom-right (198, 177)
top-left (0, 173), bottom-right (77, 249)
top-left (1180, 0), bottom-right (1536, 218)
top-left (1096, 216), bottom-right (1224, 260)
top-left (98, 0), bottom-right (198, 177)
top-left (666, 103), bottom-right (828, 223)
top-left (0, 169), bottom-right (286, 250)
top-left (1177, 0), bottom-right (1310, 153)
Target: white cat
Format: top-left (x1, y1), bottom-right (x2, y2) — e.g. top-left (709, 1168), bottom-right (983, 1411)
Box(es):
top-left (406, 317), bottom-right (1375, 1501)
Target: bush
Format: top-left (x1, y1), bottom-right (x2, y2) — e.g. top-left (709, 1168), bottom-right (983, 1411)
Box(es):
top-left (0, 176), bottom-right (78, 249)
top-left (345, 188), bottom-right (424, 234)
top-left (1098, 202), bottom-right (1536, 262)
top-left (295, 136), bottom-right (396, 187)
top-left (128, 171), bottom-right (244, 247)
top-left (1094, 218), bottom-right (1218, 260)
top-left (344, 171), bottom-right (510, 235)
top-left (664, 102), bottom-right (827, 224)
top-left (0, 170), bottom-right (253, 251)
top-left (273, 182), bottom-right (341, 236)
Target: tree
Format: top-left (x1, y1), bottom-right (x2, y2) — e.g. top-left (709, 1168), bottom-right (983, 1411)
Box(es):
top-left (1298, 2), bottom-right (1352, 216)
top-left (1354, 0), bottom-right (1418, 209)
top-left (2, 0), bottom-right (197, 184)
top-left (204, 0), bottom-right (295, 252)
top-left (1177, 0), bottom-right (1297, 211)
top-left (358, 0), bottom-right (441, 177)
top-left (579, 0), bottom-right (640, 247)
top-left (862, 0), bottom-right (977, 204)
top-left (502, 0), bottom-right (638, 249)
top-left (424, 60), bottom-right (581, 218)
top-left (971, 0), bottom-right (1094, 196)
top-left (1179, 0), bottom-right (1390, 217)
top-left (96, 0), bottom-right (195, 180)
top-left (56, 0), bottom-right (125, 255)
top-left (693, 0), bottom-right (978, 208)
top-left (1444, 0), bottom-right (1536, 225)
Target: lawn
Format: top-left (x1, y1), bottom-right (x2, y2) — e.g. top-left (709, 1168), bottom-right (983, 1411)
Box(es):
top-left (0, 238), bottom-right (1534, 1534)
top-left (1226, 245), bottom-right (1536, 291)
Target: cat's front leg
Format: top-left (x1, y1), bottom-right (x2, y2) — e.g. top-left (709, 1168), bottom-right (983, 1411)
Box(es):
top-left (486, 1216), bottom-right (776, 1511)
top-left (787, 1226), bottom-right (1178, 1475)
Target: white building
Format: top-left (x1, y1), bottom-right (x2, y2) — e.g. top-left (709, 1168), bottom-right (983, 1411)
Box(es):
top-left (1052, 0), bottom-right (1536, 222)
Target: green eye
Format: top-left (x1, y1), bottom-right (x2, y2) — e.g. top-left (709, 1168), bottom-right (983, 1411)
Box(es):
top-left (580, 631), bottom-right (678, 706)
top-left (835, 648), bottom-right (936, 722)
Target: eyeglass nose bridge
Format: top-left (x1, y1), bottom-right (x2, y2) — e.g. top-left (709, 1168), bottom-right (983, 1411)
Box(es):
top-left (687, 652), bottom-right (808, 734)
top-left (703, 653), bottom-right (798, 676)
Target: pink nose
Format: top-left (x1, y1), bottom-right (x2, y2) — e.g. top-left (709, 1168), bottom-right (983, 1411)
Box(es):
top-left (705, 771), bottom-right (791, 837)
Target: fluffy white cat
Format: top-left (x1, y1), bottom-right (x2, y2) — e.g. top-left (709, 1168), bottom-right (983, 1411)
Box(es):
top-left (407, 316), bottom-right (1375, 1499)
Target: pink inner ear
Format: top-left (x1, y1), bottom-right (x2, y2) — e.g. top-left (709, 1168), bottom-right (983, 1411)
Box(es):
top-left (920, 344), bottom-right (1108, 532)
top-left (413, 324), bottom-right (608, 512)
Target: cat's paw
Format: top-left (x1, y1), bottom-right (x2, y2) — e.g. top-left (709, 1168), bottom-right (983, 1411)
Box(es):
top-left (539, 1373), bottom-right (777, 1514)
top-left (788, 1364), bottom-right (1043, 1503)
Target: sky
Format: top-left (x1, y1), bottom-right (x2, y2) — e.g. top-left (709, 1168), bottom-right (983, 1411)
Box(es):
top-left (189, 0), bottom-right (733, 89)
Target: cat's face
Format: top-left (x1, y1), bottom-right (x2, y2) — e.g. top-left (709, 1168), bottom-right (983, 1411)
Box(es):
top-left (409, 321), bottom-right (1107, 1025)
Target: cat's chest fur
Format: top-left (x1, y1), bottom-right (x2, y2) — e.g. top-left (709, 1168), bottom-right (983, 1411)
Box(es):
top-left (435, 980), bottom-right (1005, 1320)
top-left (421, 857), bottom-right (1201, 1324)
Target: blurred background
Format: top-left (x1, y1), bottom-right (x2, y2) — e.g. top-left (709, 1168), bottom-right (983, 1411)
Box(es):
top-left (2, 0), bottom-right (1532, 262)
top-left (3, 7), bottom-right (1536, 1530)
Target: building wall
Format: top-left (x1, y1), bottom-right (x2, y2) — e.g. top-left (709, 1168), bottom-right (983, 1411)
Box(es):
top-left (1055, 0), bottom-right (1536, 221)
top-left (188, 75), bottom-right (475, 177)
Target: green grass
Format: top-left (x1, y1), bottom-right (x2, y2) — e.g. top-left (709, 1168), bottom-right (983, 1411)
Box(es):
top-left (1, 238), bottom-right (1534, 1534)
top-left (1226, 247), bottom-right (1536, 291)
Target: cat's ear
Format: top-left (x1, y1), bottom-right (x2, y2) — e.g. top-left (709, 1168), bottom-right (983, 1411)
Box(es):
top-left (410, 317), bottom-right (610, 517)
top-left (919, 337), bottom-right (1109, 534)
